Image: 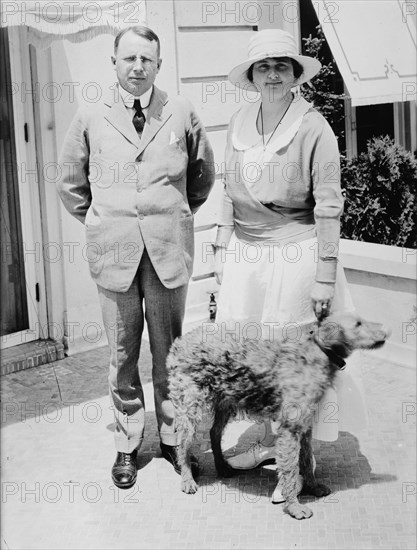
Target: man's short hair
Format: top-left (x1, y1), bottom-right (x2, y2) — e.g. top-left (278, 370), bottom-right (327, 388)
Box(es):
top-left (114, 26), bottom-right (161, 57)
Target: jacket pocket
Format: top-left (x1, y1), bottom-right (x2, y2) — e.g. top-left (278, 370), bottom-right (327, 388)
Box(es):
top-left (164, 136), bottom-right (188, 181)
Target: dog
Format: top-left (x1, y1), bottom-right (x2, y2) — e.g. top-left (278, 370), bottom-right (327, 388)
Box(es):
top-left (167, 312), bottom-right (389, 519)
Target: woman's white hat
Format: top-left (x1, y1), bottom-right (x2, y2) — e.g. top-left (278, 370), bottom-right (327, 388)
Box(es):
top-left (228, 29), bottom-right (322, 90)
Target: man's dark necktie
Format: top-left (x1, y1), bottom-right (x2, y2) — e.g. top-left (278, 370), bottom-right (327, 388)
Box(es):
top-left (132, 99), bottom-right (145, 135)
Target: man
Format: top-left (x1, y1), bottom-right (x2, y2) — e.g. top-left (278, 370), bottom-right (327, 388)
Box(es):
top-left (57, 26), bottom-right (214, 489)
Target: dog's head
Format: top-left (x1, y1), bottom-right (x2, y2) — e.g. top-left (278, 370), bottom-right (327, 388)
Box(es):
top-left (314, 312), bottom-right (391, 359)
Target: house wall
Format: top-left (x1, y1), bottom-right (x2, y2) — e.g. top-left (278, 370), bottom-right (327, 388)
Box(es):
top-left (340, 241), bottom-right (416, 369)
top-left (25, 0), bottom-right (416, 370)
top-left (50, 34), bottom-right (120, 352)
top-left (167, 0), bottom-right (259, 327)
top-left (46, 0), bottom-right (264, 352)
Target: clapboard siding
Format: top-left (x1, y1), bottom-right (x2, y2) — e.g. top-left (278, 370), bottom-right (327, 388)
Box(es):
top-left (180, 80), bottom-right (257, 127)
top-left (206, 129), bottom-right (228, 164)
top-left (176, 29), bottom-right (252, 78)
top-left (175, 0), bottom-right (258, 27)
top-left (171, 3), bottom-right (260, 322)
top-left (192, 227), bottom-right (217, 278)
top-left (194, 178), bottom-right (224, 230)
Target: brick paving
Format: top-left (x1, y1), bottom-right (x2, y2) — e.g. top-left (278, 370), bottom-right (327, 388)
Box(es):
top-left (1, 340), bottom-right (65, 376)
top-left (0, 341), bottom-right (416, 550)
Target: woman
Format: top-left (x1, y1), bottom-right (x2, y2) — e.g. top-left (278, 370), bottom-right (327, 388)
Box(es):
top-left (213, 29), bottom-right (367, 498)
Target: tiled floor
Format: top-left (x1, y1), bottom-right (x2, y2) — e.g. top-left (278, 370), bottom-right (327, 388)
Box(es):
top-left (1, 341), bottom-right (416, 550)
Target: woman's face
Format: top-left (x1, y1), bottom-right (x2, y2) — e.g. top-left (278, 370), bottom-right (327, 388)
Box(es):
top-left (251, 57), bottom-right (296, 99)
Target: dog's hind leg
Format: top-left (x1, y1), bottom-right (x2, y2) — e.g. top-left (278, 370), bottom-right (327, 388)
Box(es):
top-left (210, 403), bottom-right (234, 477)
top-left (299, 428), bottom-right (331, 497)
top-left (275, 428), bottom-right (313, 519)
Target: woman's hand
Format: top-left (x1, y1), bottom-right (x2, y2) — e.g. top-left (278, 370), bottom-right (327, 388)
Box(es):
top-left (311, 282), bottom-right (335, 321)
top-left (214, 249), bottom-right (225, 285)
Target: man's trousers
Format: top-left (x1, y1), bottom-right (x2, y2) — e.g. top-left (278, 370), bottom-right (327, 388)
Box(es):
top-left (98, 250), bottom-right (188, 453)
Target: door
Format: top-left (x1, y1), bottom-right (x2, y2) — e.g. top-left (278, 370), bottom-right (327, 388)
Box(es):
top-left (0, 27), bottom-right (47, 349)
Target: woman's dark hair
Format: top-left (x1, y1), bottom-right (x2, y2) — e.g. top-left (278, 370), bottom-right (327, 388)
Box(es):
top-left (246, 57), bottom-right (303, 82)
top-left (114, 25), bottom-right (160, 57)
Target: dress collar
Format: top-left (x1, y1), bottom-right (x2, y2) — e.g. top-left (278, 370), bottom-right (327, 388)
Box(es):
top-left (232, 95), bottom-right (312, 153)
top-left (119, 85), bottom-right (153, 109)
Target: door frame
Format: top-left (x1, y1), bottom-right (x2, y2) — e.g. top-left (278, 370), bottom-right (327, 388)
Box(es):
top-left (1, 27), bottom-right (48, 349)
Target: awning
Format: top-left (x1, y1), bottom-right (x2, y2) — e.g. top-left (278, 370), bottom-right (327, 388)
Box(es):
top-left (0, 1), bottom-right (146, 47)
top-left (312, 0), bottom-right (417, 106)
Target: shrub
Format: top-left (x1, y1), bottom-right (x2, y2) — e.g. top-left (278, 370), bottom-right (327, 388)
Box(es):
top-left (340, 136), bottom-right (417, 248)
top-left (302, 26), bottom-right (346, 149)
top-left (301, 26), bottom-right (416, 247)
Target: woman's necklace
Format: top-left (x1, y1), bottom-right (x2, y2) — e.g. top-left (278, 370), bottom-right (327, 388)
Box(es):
top-left (260, 100), bottom-right (292, 151)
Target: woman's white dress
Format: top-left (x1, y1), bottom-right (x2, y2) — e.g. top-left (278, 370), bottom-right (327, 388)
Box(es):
top-left (216, 98), bottom-right (368, 441)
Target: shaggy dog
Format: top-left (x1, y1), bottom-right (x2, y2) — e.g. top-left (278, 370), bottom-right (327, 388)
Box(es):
top-left (167, 312), bottom-right (389, 519)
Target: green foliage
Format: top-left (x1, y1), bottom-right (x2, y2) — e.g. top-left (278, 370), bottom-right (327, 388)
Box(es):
top-left (301, 26), bottom-right (346, 146)
top-left (340, 136), bottom-right (417, 248)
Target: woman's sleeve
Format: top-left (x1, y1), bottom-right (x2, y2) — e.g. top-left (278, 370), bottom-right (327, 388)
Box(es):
top-left (215, 112), bottom-right (237, 247)
top-left (217, 186), bottom-right (234, 227)
top-left (311, 119), bottom-right (344, 283)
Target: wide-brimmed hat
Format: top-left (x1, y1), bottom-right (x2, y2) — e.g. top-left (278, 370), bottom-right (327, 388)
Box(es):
top-left (228, 29), bottom-right (322, 90)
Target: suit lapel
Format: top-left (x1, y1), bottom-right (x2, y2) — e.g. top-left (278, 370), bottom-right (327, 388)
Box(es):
top-left (136, 87), bottom-right (172, 158)
top-left (104, 90), bottom-right (141, 149)
top-left (103, 86), bottom-right (172, 155)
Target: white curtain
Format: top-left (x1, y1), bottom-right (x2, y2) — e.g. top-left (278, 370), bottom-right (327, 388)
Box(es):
top-left (0, 1), bottom-right (147, 47)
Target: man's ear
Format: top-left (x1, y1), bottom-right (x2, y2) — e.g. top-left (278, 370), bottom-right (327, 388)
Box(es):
top-left (111, 55), bottom-right (116, 69)
top-left (157, 58), bottom-right (162, 71)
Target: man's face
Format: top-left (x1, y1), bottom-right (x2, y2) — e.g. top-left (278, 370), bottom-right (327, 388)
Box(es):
top-left (112, 31), bottom-right (161, 96)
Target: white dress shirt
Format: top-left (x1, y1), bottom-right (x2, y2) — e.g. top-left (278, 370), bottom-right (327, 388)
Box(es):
top-left (119, 85), bottom-right (153, 121)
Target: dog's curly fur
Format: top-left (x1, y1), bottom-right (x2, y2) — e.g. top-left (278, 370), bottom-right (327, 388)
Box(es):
top-left (167, 312), bottom-right (389, 519)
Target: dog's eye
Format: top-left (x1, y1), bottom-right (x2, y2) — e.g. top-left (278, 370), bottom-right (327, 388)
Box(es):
top-left (356, 321), bottom-right (362, 327)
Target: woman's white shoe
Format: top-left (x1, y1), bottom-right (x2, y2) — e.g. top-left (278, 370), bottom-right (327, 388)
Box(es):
top-left (226, 441), bottom-right (276, 469)
top-left (271, 474), bottom-right (303, 504)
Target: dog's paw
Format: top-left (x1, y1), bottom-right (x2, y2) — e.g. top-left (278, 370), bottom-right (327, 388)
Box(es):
top-left (303, 482), bottom-right (331, 498)
top-left (181, 479), bottom-right (198, 494)
top-left (284, 502), bottom-right (313, 520)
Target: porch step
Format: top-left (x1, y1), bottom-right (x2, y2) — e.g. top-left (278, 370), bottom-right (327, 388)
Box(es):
top-left (0, 340), bottom-right (65, 376)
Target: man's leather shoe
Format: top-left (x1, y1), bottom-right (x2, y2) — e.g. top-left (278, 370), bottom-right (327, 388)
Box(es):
top-left (111, 450), bottom-right (137, 489)
top-left (160, 443), bottom-right (199, 476)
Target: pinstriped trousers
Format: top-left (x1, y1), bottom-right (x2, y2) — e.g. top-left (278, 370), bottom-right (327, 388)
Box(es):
top-left (98, 250), bottom-right (188, 453)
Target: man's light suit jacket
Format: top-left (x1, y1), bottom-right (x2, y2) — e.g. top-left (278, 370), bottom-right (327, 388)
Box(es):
top-left (57, 86), bottom-right (215, 292)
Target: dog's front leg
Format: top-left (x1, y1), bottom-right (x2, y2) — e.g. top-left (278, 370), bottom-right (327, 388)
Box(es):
top-left (275, 429), bottom-right (313, 519)
top-left (210, 404), bottom-right (234, 477)
top-left (299, 428), bottom-right (331, 497)
top-left (176, 421), bottom-right (198, 494)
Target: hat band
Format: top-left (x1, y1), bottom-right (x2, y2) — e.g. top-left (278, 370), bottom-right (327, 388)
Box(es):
top-left (259, 50), bottom-right (296, 58)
